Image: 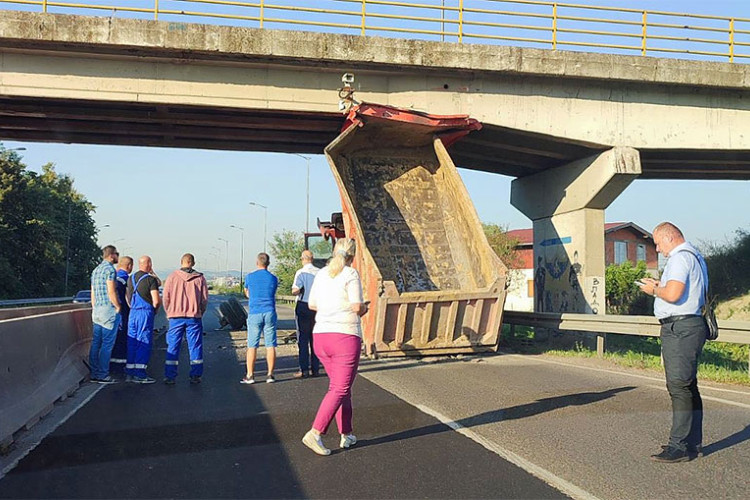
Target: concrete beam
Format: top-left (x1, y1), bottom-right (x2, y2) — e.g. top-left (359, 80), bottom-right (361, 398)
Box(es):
top-left (510, 148), bottom-right (642, 320)
top-left (510, 147), bottom-right (642, 220)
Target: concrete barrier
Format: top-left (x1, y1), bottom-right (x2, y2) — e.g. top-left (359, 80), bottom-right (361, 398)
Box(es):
top-left (0, 308), bottom-right (92, 450)
top-left (0, 302), bottom-right (88, 321)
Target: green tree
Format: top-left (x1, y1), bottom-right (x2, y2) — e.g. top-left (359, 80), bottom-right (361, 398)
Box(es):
top-left (482, 223), bottom-right (522, 268)
top-left (605, 260), bottom-right (651, 315)
top-left (269, 230), bottom-right (304, 295)
top-left (703, 229), bottom-right (750, 301)
top-left (0, 146), bottom-right (100, 299)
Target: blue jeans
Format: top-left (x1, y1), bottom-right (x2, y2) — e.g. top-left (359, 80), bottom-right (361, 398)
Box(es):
top-left (247, 311), bottom-right (277, 348)
top-left (661, 316), bottom-right (706, 451)
top-left (89, 315), bottom-right (121, 380)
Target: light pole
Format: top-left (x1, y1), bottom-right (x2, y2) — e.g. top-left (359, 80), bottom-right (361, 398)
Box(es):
top-left (210, 246), bottom-right (222, 273)
top-left (292, 154), bottom-right (311, 233)
top-left (249, 202), bottom-right (268, 253)
top-left (230, 224), bottom-right (244, 288)
top-left (217, 237), bottom-right (229, 273)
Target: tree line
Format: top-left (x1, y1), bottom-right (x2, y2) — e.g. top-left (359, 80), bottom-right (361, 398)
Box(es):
top-left (0, 146), bottom-right (100, 299)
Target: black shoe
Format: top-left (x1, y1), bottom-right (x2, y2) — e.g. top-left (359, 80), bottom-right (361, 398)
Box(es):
top-left (190, 376), bottom-right (201, 385)
top-left (164, 378), bottom-right (176, 385)
top-left (661, 444), bottom-right (702, 457)
top-left (651, 447), bottom-right (693, 463)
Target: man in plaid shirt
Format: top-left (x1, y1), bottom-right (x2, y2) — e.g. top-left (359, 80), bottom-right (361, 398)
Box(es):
top-left (89, 245), bottom-right (122, 384)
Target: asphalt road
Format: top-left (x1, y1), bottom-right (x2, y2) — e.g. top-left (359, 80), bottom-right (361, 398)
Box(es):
top-left (1, 294), bottom-right (749, 498)
top-left (0, 295), bottom-right (565, 499)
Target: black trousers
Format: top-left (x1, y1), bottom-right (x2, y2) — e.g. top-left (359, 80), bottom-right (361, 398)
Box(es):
top-left (295, 301), bottom-right (319, 373)
top-left (660, 316), bottom-right (706, 451)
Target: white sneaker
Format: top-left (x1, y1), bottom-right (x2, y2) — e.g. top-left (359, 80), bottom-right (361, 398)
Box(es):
top-left (302, 430), bottom-right (330, 456)
top-left (340, 433), bottom-right (357, 449)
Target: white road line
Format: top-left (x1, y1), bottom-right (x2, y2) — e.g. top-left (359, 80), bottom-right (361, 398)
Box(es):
top-left (362, 375), bottom-right (600, 500)
top-left (0, 384), bottom-right (103, 480)
top-left (504, 354), bottom-right (750, 398)
top-left (643, 385), bottom-right (750, 410)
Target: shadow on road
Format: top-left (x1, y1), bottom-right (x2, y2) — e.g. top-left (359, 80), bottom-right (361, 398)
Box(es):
top-left (704, 424), bottom-right (750, 456)
top-left (359, 386), bottom-right (636, 448)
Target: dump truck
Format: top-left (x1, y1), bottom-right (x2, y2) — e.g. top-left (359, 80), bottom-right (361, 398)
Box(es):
top-left (323, 103), bottom-right (509, 357)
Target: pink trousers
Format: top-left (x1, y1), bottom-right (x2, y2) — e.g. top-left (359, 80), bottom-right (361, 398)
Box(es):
top-left (311, 333), bottom-right (361, 435)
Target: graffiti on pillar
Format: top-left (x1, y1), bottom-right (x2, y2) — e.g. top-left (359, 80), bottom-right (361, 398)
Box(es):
top-left (585, 276), bottom-right (604, 315)
top-left (535, 236), bottom-right (585, 313)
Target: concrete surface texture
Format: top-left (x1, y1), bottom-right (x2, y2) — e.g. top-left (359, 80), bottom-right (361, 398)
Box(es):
top-left (1, 10), bottom-right (749, 168)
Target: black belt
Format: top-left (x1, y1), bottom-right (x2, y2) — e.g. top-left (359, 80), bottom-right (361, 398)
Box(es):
top-left (659, 314), bottom-right (701, 325)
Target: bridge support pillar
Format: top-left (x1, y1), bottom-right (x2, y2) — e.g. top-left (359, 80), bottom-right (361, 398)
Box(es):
top-left (511, 147), bottom-right (641, 328)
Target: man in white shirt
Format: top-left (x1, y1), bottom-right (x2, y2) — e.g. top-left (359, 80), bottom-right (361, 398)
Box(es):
top-left (292, 250), bottom-right (320, 378)
top-left (639, 222), bottom-right (709, 463)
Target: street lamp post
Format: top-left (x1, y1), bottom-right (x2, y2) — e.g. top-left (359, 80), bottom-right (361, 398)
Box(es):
top-left (249, 202), bottom-right (268, 253)
top-left (230, 224), bottom-right (245, 289)
top-left (292, 154), bottom-right (311, 233)
top-left (210, 246), bottom-right (222, 273)
top-left (217, 237), bottom-right (229, 273)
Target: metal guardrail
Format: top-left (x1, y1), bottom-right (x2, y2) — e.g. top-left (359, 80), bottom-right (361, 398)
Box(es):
top-left (503, 310), bottom-right (750, 375)
top-left (0, 0), bottom-right (747, 63)
top-left (0, 296), bottom-right (73, 308)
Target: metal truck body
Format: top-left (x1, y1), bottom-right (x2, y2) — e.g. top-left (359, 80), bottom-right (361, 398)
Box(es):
top-left (324, 103), bottom-right (508, 356)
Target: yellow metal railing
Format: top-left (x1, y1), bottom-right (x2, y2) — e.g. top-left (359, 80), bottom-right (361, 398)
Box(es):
top-left (0, 0), bottom-right (748, 63)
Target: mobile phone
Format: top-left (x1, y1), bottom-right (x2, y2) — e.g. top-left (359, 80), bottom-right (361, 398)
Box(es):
top-left (634, 280), bottom-right (647, 287)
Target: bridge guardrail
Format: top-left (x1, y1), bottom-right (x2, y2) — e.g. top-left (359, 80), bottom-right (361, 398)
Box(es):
top-left (0, 0), bottom-right (747, 63)
top-left (503, 310), bottom-right (750, 375)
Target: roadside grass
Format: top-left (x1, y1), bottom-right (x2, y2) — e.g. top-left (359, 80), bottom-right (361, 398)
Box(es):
top-left (209, 283), bottom-right (244, 298)
top-left (501, 324), bottom-right (750, 387)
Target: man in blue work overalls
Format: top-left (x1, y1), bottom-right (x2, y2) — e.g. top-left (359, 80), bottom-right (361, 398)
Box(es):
top-left (125, 255), bottom-right (162, 384)
top-left (110, 256), bottom-right (133, 376)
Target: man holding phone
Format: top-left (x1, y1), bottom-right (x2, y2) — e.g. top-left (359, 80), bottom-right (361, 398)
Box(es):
top-left (637, 222), bottom-right (709, 463)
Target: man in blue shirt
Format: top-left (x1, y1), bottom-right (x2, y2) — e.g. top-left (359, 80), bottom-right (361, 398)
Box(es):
top-left (639, 222), bottom-right (709, 463)
top-left (240, 252), bottom-right (279, 384)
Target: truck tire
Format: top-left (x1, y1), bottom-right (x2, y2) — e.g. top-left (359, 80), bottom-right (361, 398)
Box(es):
top-left (220, 298), bottom-right (247, 330)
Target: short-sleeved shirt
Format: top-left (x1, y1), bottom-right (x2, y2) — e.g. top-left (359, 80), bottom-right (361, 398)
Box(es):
top-left (245, 269), bottom-right (278, 314)
top-left (309, 266), bottom-right (364, 337)
top-left (292, 263), bottom-right (319, 303)
top-left (126, 271), bottom-right (160, 306)
top-left (115, 269), bottom-right (130, 315)
top-left (654, 241), bottom-right (708, 319)
top-left (91, 260), bottom-right (117, 329)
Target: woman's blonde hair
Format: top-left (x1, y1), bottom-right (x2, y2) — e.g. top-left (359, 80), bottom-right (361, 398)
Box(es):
top-left (328, 238), bottom-right (356, 278)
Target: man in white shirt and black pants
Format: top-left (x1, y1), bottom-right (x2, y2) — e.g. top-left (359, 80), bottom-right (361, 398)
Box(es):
top-left (292, 250), bottom-right (320, 378)
top-left (639, 222), bottom-right (709, 463)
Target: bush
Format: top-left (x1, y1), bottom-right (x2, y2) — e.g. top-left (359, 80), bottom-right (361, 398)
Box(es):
top-left (703, 229), bottom-right (750, 301)
top-left (605, 260), bottom-right (651, 315)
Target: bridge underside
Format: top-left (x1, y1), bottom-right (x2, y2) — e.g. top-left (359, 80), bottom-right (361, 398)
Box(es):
top-left (1, 95), bottom-right (749, 180)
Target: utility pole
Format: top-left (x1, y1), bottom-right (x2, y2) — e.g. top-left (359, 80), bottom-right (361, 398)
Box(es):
top-left (249, 202), bottom-right (268, 253)
top-left (64, 204), bottom-right (72, 296)
top-left (230, 225), bottom-right (245, 290)
top-left (218, 237), bottom-right (229, 273)
top-left (292, 154), bottom-right (311, 233)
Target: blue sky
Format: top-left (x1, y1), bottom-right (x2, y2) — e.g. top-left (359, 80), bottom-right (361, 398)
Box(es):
top-left (2, 0), bottom-right (749, 275)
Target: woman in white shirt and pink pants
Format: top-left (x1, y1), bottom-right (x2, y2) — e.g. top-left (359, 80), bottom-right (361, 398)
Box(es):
top-left (302, 238), bottom-right (368, 456)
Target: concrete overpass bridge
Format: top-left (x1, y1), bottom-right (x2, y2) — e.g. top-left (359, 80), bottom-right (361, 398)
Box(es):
top-left (2, 7), bottom-right (749, 320)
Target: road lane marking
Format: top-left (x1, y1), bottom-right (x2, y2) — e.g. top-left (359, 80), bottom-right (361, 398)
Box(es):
top-left (505, 354), bottom-right (750, 399)
top-left (643, 385), bottom-right (750, 410)
top-left (362, 375), bottom-right (600, 500)
top-left (0, 384), bottom-right (103, 480)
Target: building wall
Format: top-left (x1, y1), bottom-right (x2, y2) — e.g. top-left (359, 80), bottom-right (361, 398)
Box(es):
top-left (505, 268), bottom-right (535, 312)
top-left (604, 228), bottom-right (658, 270)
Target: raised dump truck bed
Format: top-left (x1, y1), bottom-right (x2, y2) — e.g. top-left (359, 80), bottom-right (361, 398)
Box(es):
top-left (325, 103), bottom-right (508, 356)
